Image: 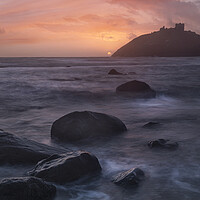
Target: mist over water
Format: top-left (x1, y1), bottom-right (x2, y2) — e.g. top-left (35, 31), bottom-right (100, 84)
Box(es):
top-left (0, 57), bottom-right (200, 200)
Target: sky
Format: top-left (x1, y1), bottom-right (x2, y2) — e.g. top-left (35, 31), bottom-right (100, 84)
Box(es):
top-left (0, 0), bottom-right (200, 57)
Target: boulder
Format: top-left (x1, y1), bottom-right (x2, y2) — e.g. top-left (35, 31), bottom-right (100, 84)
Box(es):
top-left (0, 177), bottom-right (56, 200)
top-left (148, 139), bottom-right (179, 149)
top-left (116, 80), bottom-right (156, 98)
top-left (143, 122), bottom-right (160, 128)
top-left (28, 151), bottom-right (101, 184)
top-left (51, 111), bottom-right (127, 142)
top-left (0, 130), bottom-right (66, 165)
top-left (108, 69), bottom-right (123, 75)
top-left (113, 168), bottom-right (145, 186)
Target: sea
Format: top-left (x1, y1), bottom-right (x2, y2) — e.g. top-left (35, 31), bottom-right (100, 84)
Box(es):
top-left (0, 57), bottom-right (200, 200)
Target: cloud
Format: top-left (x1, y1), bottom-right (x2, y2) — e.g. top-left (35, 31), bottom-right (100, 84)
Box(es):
top-left (80, 14), bottom-right (136, 26)
top-left (36, 14), bottom-right (138, 38)
top-left (0, 27), bottom-right (5, 34)
top-left (107, 0), bottom-right (200, 32)
top-left (0, 38), bottom-right (41, 44)
top-left (63, 17), bottom-right (79, 24)
top-left (0, 0), bottom-right (103, 24)
top-left (127, 33), bottom-right (137, 40)
top-left (1, 0), bottom-right (200, 56)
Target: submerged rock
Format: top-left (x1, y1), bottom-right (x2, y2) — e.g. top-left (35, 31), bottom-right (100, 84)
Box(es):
top-left (108, 69), bottom-right (123, 75)
top-left (148, 139), bottom-right (179, 149)
top-left (143, 122), bottom-right (161, 128)
top-left (113, 168), bottom-right (145, 186)
top-left (0, 177), bottom-right (56, 200)
top-left (116, 80), bottom-right (156, 98)
top-left (28, 151), bottom-right (102, 184)
top-left (0, 130), bottom-right (66, 165)
top-left (51, 111), bottom-right (127, 142)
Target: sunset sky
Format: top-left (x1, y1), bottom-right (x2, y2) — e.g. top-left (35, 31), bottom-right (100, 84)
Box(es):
top-left (1, 0), bottom-right (200, 57)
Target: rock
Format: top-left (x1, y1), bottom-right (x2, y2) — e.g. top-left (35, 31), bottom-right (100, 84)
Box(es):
top-left (108, 69), bottom-right (123, 75)
top-left (0, 177), bottom-right (56, 200)
top-left (28, 151), bottom-right (102, 184)
top-left (116, 80), bottom-right (156, 98)
top-left (113, 168), bottom-right (145, 186)
top-left (128, 72), bottom-right (136, 75)
top-left (112, 23), bottom-right (200, 57)
top-left (148, 139), bottom-right (179, 149)
top-left (0, 130), bottom-right (66, 165)
top-left (143, 122), bottom-right (160, 128)
top-left (51, 111), bottom-right (127, 142)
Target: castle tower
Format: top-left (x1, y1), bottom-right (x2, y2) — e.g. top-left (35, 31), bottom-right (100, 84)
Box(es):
top-left (175, 23), bottom-right (184, 31)
top-left (160, 26), bottom-right (166, 31)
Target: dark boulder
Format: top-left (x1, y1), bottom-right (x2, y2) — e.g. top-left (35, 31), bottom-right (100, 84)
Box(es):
top-left (116, 80), bottom-right (156, 98)
top-left (148, 139), bottom-right (179, 149)
top-left (51, 111), bottom-right (127, 142)
top-left (0, 177), bottom-right (56, 200)
top-left (143, 122), bottom-right (160, 128)
top-left (0, 130), bottom-right (66, 165)
top-left (108, 69), bottom-right (123, 75)
top-left (113, 168), bottom-right (145, 186)
top-left (28, 151), bottom-right (102, 184)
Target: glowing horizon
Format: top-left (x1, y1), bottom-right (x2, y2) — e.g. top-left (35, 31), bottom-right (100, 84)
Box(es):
top-left (1, 0), bottom-right (200, 57)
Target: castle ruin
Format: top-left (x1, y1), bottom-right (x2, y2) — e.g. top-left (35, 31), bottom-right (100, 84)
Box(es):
top-left (160, 23), bottom-right (185, 31)
top-left (175, 23), bottom-right (184, 31)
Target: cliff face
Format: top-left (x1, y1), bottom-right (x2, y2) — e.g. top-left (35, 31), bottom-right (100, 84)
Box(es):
top-left (112, 29), bottom-right (200, 57)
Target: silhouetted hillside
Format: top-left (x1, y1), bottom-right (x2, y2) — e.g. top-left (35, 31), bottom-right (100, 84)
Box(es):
top-left (112, 24), bottom-right (200, 57)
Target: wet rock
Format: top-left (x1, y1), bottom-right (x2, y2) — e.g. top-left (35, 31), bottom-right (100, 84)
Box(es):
top-left (128, 72), bottom-right (136, 75)
top-left (51, 111), bottom-right (127, 142)
top-left (108, 69), bottom-right (123, 75)
top-left (0, 177), bottom-right (56, 200)
top-left (0, 130), bottom-right (66, 165)
top-left (148, 139), bottom-right (179, 149)
top-left (116, 80), bottom-right (156, 98)
top-left (143, 122), bottom-right (160, 128)
top-left (113, 168), bottom-right (145, 186)
top-left (28, 151), bottom-right (102, 184)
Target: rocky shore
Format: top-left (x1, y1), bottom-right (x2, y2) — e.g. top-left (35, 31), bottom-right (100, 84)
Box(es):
top-left (0, 107), bottom-right (179, 199)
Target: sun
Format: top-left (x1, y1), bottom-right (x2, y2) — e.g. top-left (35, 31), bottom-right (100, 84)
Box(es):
top-left (107, 52), bottom-right (112, 56)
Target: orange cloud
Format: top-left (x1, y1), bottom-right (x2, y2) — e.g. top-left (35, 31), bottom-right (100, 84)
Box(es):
top-left (0, 38), bottom-right (41, 44)
top-left (34, 14), bottom-right (138, 40)
top-left (0, 27), bottom-right (5, 34)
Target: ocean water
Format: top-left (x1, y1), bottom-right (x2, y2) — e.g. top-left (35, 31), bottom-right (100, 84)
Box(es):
top-left (0, 57), bottom-right (200, 200)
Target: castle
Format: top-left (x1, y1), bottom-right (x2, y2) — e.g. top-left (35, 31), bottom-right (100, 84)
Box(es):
top-left (160, 23), bottom-right (185, 32)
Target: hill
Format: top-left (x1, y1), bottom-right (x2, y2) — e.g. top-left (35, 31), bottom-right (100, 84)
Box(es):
top-left (112, 23), bottom-right (200, 57)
